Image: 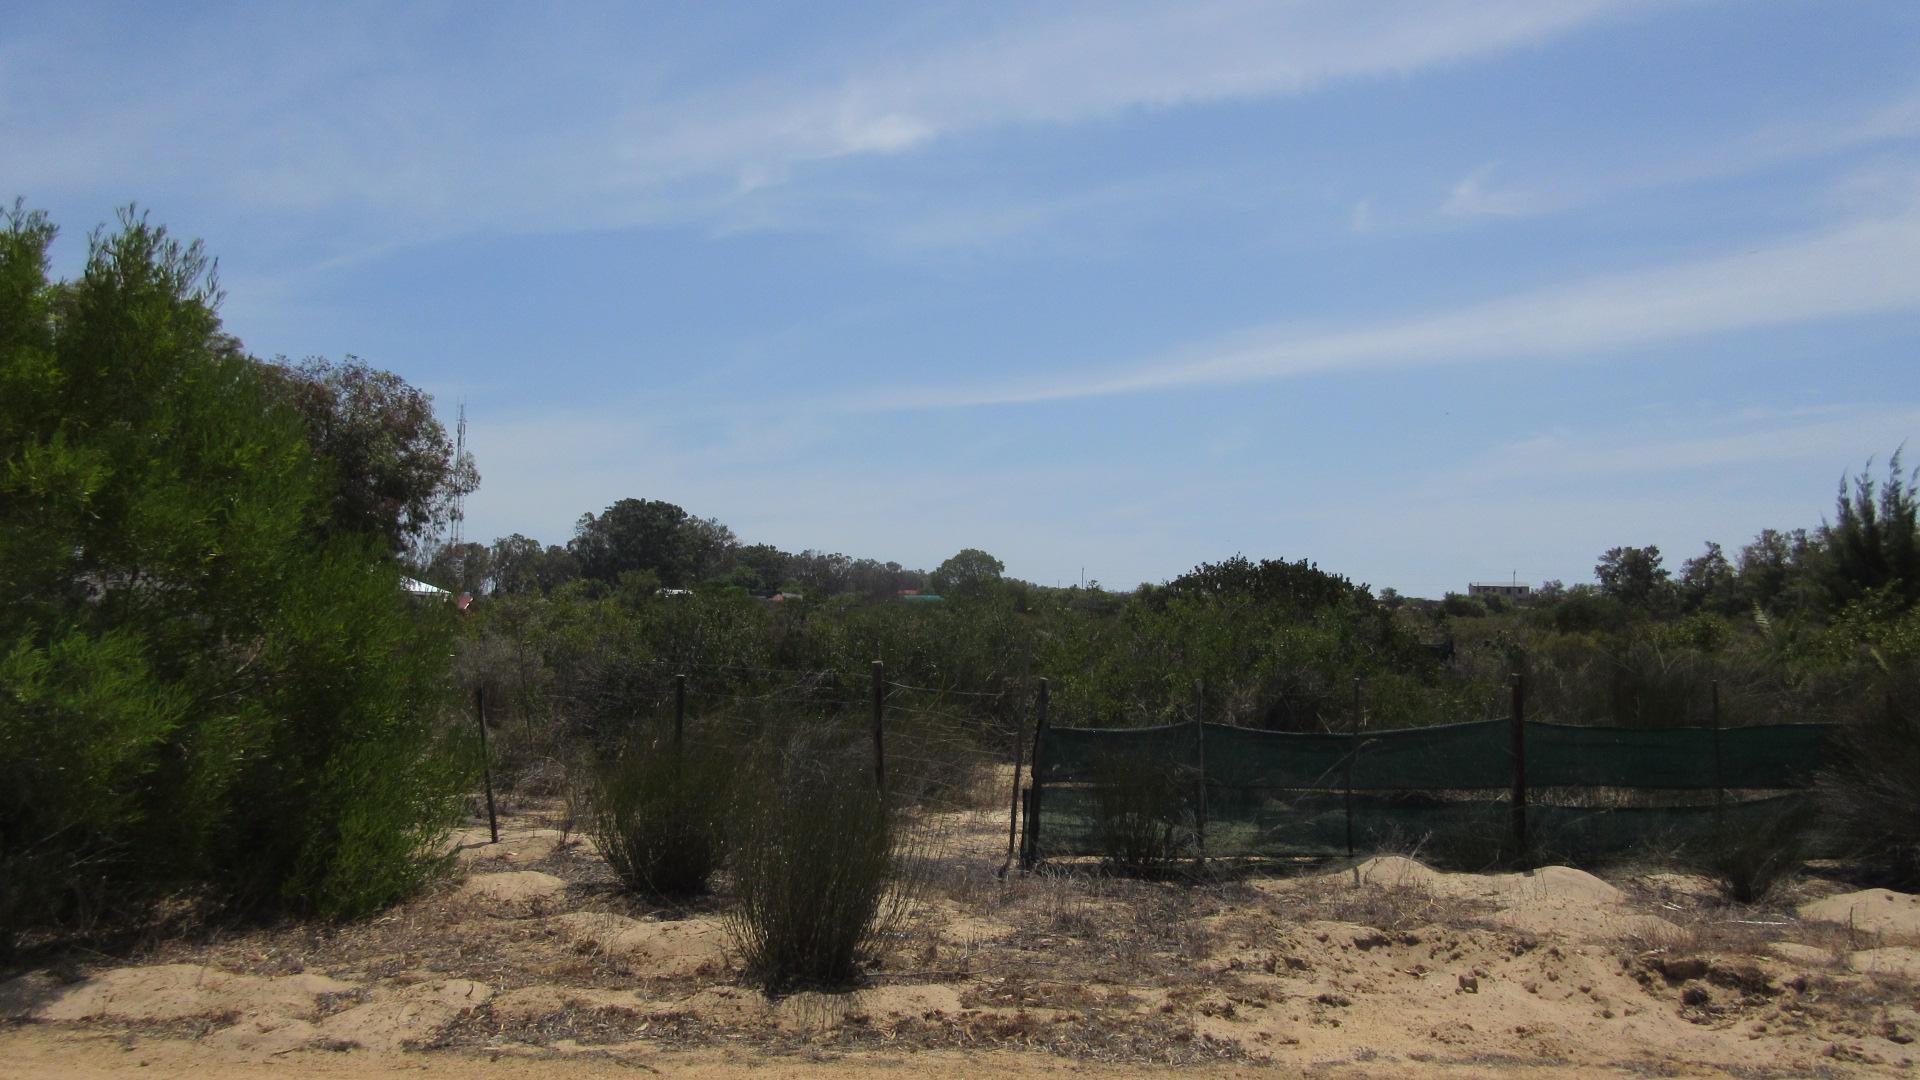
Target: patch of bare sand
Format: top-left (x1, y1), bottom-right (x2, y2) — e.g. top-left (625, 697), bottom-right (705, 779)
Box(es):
top-left (450, 826), bottom-right (579, 868)
top-left (1800, 888), bottom-right (1920, 938)
top-left (313, 977), bottom-right (492, 1052)
top-left (456, 870), bottom-right (569, 907)
top-left (7, 964), bottom-right (353, 1024)
top-left (542, 912), bottom-right (727, 977)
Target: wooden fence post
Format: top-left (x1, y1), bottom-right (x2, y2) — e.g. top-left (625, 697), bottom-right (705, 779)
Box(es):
top-left (476, 686), bottom-right (498, 844)
top-left (1710, 678), bottom-right (1724, 829)
top-left (1002, 679), bottom-right (1039, 876)
top-left (674, 673), bottom-right (686, 748)
top-left (1022, 683), bottom-right (1049, 870)
top-left (1510, 673), bottom-right (1527, 866)
top-left (870, 660), bottom-right (887, 796)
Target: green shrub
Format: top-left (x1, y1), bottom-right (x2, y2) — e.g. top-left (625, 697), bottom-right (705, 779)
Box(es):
top-left (723, 740), bottom-right (914, 991)
top-left (1088, 748), bottom-right (1197, 874)
top-left (586, 733), bottom-right (732, 898)
top-left (0, 204), bottom-right (469, 940)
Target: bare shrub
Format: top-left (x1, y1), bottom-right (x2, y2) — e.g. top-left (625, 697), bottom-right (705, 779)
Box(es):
top-left (585, 733), bottom-right (732, 899)
top-left (1819, 673), bottom-right (1920, 886)
top-left (1087, 749), bottom-right (1197, 875)
top-left (1697, 799), bottom-right (1815, 904)
top-left (724, 739), bottom-right (921, 991)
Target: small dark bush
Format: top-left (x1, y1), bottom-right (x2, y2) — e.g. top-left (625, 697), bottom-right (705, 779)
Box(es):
top-left (1088, 749), bottom-right (1197, 874)
top-left (1699, 799), bottom-right (1816, 904)
top-left (586, 734), bottom-right (732, 899)
top-left (1820, 677), bottom-right (1920, 886)
top-left (723, 740), bottom-right (914, 991)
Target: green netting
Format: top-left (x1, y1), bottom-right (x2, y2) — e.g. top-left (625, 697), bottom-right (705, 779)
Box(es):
top-left (1038, 719), bottom-right (1831, 794)
top-left (1524, 722), bottom-right (1830, 789)
top-left (1036, 723), bottom-right (1200, 784)
top-left (1032, 789), bottom-right (1840, 862)
top-left (1028, 719), bottom-right (1839, 864)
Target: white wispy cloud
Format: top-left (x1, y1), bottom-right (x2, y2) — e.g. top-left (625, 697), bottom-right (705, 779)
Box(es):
top-left (1465, 406), bottom-right (1920, 482)
top-left (2, 0), bottom-right (1654, 246)
top-left (1441, 84), bottom-right (1920, 220)
top-left (855, 200), bottom-right (1920, 409)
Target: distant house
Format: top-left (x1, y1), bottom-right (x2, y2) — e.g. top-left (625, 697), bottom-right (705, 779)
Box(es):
top-left (401, 575), bottom-right (449, 598)
top-left (401, 575), bottom-right (472, 611)
top-left (1467, 581), bottom-right (1531, 600)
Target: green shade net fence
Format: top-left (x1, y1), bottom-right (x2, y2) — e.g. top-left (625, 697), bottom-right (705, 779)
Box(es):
top-left (1026, 719), bottom-right (1837, 864)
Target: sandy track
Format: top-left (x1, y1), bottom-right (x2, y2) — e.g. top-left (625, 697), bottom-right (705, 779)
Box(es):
top-left (0, 1025), bottom-right (1770, 1079)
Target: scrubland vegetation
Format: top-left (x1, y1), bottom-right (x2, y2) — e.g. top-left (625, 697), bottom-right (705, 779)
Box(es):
top-left (4, 204), bottom-right (1918, 1011)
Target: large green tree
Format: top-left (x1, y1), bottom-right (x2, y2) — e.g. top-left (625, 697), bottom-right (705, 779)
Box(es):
top-left (0, 204), bottom-right (467, 940)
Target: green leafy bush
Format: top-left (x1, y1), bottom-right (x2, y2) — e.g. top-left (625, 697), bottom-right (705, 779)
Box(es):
top-left (0, 204), bottom-right (467, 944)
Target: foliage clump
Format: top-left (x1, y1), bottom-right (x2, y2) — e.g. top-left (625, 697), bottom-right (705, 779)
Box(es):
top-left (0, 203), bottom-right (468, 947)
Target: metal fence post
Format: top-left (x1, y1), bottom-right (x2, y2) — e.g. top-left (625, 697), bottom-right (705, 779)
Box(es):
top-left (1347, 678), bottom-right (1360, 858)
top-left (1193, 680), bottom-right (1208, 861)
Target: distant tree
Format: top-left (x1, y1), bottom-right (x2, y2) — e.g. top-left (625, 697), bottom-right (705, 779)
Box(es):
top-left (268, 356), bottom-right (477, 554)
top-left (1736, 528), bottom-right (1821, 613)
top-left (788, 549), bottom-right (853, 595)
top-left (570, 498), bottom-right (697, 586)
top-left (1166, 555), bottom-right (1367, 614)
top-left (488, 533), bottom-right (547, 594)
top-left (1822, 452), bottom-right (1920, 611)
top-left (1678, 541), bottom-right (1740, 614)
top-left (683, 515), bottom-right (739, 583)
top-left (931, 548), bottom-right (1006, 597)
top-left (425, 541), bottom-right (490, 595)
top-left (1376, 587), bottom-right (1404, 610)
top-left (1595, 545), bottom-right (1672, 610)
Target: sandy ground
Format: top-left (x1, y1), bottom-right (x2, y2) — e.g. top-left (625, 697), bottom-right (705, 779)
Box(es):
top-left (3, 802), bottom-right (1917, 1077)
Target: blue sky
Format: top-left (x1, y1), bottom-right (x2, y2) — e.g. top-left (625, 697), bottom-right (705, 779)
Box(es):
top-left (8, 1), bottom-right (1920, 595)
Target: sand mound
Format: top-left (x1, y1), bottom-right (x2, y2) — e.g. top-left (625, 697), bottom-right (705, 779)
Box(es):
top-left (1848, 947), bottom-right (1920, 979)
top-left (1768, 941), bottom-right (1835, 967)
top-left (1349, 855), bottom-right (1446, 890)
top-left (20, 964), bottom-right (353, 1024)
top-left (545, 911), bottom-right (727, 977)
top-left (313, 978), bottom-right (492, 1052)
top-left (1799, 888), bottom-right (1920, 937)
top-left (1490, 865), bottom-right (1623, 907)
top-left (456, 870), bottom-right (569, 906)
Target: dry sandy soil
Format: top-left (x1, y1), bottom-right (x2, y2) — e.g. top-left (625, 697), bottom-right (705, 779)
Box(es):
top-left (3, 801), bottom-right (1918, 1078)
